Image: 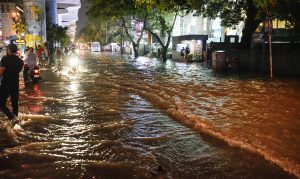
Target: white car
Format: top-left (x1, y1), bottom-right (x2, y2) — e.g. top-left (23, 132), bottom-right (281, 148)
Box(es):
top-left (91, 42), bottom-right (101, 52)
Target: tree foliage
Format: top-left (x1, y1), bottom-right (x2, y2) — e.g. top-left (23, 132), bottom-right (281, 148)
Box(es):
top-left (46, 16), bottom-right (70, 64)
top-left (87, 0), bottom-right (148, 58)
top-left (46, 17), bottom-right (70, 48)
top-left (144, 10), bottom-right (179, 61)
top-left (87, 0), bottom-right (300, 56)
top-left (273, 0), bottom-right (300, 33)
top-left (186, 0), bottom-right (300, 48)
top-left (76, 18), bottom-right (106, 44)
top-left (135, 0), bottom-right (187, 61)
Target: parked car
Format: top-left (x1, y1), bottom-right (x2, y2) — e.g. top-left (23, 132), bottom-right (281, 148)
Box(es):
top-left (104, 44), bottom-right (112, 51)
top-left (91, 42), bottom-right (101, 52)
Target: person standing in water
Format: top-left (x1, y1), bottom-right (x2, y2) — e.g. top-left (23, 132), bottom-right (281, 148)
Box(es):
top-left (0, 44), bottom-right (24, 127)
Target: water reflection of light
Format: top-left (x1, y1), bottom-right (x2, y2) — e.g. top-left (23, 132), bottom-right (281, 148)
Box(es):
top-left (136, 56), bottom-right (151, 66)
top-left (69, 83), bottom-right (79, 92)
top-left (29, 105), bottom-right (43, 114)
top-left (29, 84), bottom-right (43, 97)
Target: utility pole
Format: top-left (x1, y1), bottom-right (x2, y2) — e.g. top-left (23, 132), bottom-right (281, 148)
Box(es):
top-left (268, 18), bottom-right (273, 78)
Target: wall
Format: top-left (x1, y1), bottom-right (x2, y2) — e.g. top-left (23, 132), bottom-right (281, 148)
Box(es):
top-left (210, 42), bottom-right (300, 77)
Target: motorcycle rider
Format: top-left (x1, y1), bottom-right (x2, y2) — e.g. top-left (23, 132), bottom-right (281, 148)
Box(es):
top-left (24, 47), bottom-right (39, 82)
top-left (68, 48), bottom-right (78, 71)
top-left (69, 48), bottom-right (77, 58)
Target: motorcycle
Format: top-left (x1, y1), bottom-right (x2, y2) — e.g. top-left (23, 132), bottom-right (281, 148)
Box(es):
top-left (23, 65), bottom-right (41, 83)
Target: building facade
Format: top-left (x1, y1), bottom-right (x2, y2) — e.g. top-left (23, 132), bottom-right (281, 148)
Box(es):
top-left (0, 2), bottom-right (18, 43)
top-left (23, 0), bottom-right (47, 47)
top-left (48, 0), bottom-right (80, 42)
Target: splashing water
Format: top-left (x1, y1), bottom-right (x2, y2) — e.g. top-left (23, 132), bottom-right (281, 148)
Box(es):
top-left (0, 52), bottom-right (298, 178)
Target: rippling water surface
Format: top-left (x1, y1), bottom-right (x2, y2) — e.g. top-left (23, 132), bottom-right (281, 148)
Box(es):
top-left (0, 52), bottom-right (299, 178)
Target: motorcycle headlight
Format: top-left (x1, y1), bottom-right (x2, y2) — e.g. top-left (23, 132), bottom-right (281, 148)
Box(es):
top-left (69, 57), bottom-right (79, 67)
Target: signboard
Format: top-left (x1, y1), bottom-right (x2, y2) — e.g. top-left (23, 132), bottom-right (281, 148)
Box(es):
top-left (23, 0), bottom-right (46, 47)
top-left (16, 40), bottom-right (25, 43)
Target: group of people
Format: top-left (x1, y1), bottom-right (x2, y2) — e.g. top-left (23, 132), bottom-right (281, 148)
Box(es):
top-left (180, 46), bottom-right (190, 61)
top-left (0, 43), bottom-right (50, 127)
top-left (0, 43), bottom-right (78, 127)
top-left (24, 44), bottom-right (49, 68)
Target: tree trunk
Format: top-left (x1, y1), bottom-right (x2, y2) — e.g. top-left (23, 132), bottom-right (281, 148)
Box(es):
top-left (161, 46), bottom-right (168, 62)
top-left (121, 27), bottom-right (124, 55)
top-left (266, 18), bottom-right (273, 78)
top-left (132, 42), bottom-right (139, 58)
top-left (144, 13), bottom-right (177, 62)
top-left (121, 17), bottom-right (145, 58)
top-left (145, 30), bottom-right (170, 62)
top-left (240, 0), bottom-right (261, 49)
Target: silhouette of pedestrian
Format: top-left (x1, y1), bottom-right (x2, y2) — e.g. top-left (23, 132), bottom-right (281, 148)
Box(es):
top-left (0, 44), bottom-right (24, 127)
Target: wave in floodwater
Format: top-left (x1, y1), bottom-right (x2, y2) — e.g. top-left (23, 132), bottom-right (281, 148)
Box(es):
top-left (1, 53), bottom-right (298, 178)
top-left (89, 55), bottom-right (300, 177)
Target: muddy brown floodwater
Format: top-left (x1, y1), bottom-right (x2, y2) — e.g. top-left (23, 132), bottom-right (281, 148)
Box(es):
top-left (0, 52), bottom-right (299, 178)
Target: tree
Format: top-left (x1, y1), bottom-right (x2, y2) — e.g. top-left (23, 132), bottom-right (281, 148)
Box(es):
top-left (188, 0), bottom-right (259, 49)
top-left (76, 18), bottom-right (107, 44)
top-left (47, 24), bottom-right (69, 48)
top-left (136, 0), bottom-right (187, 61)
top-left (46, 16), bottom-right (70, 63)
top-left (87, 0), bottom-right (148, 58)
top-left (145, 11), bottom-right (178, 61)
top-left (189, 0), bottom-right (300, 48)
top-left (56, 25), bottom-right (70, 48)
top-left (274, 0), bottom-right (300, 36)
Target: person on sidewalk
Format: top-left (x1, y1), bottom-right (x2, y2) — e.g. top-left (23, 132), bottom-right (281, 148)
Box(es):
top-left (180, 47), bottom-right (185, 61)
top-left (0, 44), bottom-right (24, 127)
top-left (185, 46), bottom-right (190, 61)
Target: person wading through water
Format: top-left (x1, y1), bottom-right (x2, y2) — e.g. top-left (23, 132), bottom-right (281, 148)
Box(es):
top-left (0, 44), bottom-right (24, 127)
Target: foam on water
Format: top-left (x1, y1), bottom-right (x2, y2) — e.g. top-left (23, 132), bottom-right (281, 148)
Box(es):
top-left (0, 119), bottom-right (30, 143)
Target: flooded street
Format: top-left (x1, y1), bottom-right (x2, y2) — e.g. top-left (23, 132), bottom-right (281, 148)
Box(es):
top-left (0, 52), bottom-right (299, 178)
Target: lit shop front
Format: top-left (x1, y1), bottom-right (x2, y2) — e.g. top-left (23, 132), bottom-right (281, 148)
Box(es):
top-left (172, 35), bottom-right (208, 62)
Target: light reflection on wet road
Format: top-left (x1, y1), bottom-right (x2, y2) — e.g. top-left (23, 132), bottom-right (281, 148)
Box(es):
top-left (0, 52), bottom-right (298, 178)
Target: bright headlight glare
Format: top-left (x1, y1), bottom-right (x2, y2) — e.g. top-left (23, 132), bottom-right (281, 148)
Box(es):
top-left (69, 57), bottom-right (79, 67)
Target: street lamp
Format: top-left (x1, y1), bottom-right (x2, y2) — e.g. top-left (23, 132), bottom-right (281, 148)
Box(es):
top-left (11, 12), bottom-right (17, 18)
